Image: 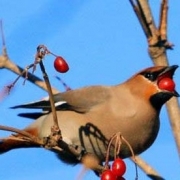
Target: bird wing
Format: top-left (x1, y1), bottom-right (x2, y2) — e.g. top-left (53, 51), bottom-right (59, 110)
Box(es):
top-left (11, 85), bottom-right (112, 114)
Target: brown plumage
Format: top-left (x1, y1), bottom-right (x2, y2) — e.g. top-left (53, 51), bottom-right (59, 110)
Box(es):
top-left (0, 65), bottom-right (179, 166)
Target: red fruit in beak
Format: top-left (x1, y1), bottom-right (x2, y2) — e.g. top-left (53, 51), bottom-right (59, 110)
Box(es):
top-left (158, 77), bottom-right (175, 92)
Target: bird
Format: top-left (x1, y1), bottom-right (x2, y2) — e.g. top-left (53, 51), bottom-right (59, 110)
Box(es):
top-left (0, 65), bottom-right (179, 169)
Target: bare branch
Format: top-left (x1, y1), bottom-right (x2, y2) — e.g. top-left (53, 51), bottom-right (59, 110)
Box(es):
top-left (137, 0), bottom-right (159, 45)
top-left (166, 98), bottom-right (180, 152)
top-left (0, 56), bottom-right (59, 94)
top-left (158, 0), bottom-right (173, 49)
top-left (36, 45), bottom-right (62, 144)
top-left (159, 0), bottom-right (168, 41)
top-left (129, 0), bottom-right (151, 39)
top-left (0, 21), bottom-right (59, 94)
top-left (0, 124), bottom-right (43, 145)
top-left (154, 1), bottom-right (180, 158)
top-left (131, 156), bottom-right (165, 180)
top-left (129, 0), bottom-right (180, 179)
top-left (0, 123), bottom-right (86, 165)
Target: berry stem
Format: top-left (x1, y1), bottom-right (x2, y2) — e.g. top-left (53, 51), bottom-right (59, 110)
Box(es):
top-left (36, 46), bottom-right (62, 145)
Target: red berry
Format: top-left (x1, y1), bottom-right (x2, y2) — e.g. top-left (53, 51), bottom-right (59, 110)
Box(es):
top-left (158, 78), bottom-right (175, 92)
top-left (112, 158), bottom-right (126, 177)
top-left (54, 56), bottom-right (69, 73)
top-left (101, 170), bottom-right (116, 180)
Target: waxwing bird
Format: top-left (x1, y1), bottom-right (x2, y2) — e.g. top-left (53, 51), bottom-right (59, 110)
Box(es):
top-left (0, 65), bottom-right (179, 166)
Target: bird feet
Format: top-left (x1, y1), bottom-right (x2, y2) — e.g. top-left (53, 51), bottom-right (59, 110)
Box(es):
top-left (43, 125), bottom-right (62, 149)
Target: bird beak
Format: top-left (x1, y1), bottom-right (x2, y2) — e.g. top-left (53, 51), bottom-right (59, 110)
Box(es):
top-left (157, 65), bottom-right (179, 97)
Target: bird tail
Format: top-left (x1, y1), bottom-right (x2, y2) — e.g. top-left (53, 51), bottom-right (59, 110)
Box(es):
top-left (0, 136), bottom-right (40, 154)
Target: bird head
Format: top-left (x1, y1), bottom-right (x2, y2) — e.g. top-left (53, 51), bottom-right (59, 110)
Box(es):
top-left (126, 65), bottom-right (179, 110)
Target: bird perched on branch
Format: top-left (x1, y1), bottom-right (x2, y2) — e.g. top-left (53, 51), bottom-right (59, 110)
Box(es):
top-left (0, 65), bottom-right (179, 167)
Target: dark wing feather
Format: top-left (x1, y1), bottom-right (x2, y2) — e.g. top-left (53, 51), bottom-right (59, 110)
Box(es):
top-left (11, 100), bottom-right (52, 110)
top-left (11, 85), bottom-right (111, 114)
top-left (18, 112), bottom-right (48, 119)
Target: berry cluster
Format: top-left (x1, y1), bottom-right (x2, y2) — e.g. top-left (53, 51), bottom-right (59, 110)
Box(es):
top-left (101, 158), bottom-right (126, 180)
top-left (99, 132), bottom-right (138, 180)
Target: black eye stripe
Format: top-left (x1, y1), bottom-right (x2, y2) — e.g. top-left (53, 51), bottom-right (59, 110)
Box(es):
top-left (140, 72), bottom-right (158, 81)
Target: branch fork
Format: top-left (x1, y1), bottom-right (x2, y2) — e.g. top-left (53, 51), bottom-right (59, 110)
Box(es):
top-left (0, 45), bottom-right (82, 160)
top-left (130, 0), bottom-right (173, 49)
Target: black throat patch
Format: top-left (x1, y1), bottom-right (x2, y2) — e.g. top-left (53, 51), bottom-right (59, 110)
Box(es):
top-left (150, 92), bottom-right (173, 111)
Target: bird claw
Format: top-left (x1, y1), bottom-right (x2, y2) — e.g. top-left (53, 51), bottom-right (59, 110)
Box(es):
top-left (42, 126), bottom-right (62, 149)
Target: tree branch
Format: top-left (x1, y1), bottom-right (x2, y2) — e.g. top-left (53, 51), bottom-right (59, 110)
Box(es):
top-left (131, 156), bottom-right (165, 180)
top-left (131, 0), bottom-right (180, 156)
top-left (129, 0), bottom-right (180, 179)
top-left (0, 21), bottom-right (59, 94)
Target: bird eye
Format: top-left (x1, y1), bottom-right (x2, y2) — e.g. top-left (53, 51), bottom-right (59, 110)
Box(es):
top-left (143, 72), bottom-right (155, 81)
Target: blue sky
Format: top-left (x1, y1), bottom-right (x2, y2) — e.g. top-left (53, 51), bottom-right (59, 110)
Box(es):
top-left (0, 1), bottom-right (180, 179)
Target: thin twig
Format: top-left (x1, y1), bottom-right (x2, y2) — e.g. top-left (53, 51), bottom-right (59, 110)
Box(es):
top-left (39, 60), bottom-right (61, 132)
top-left (0, 125), bottom-right (34, 138)
top-left (159, 0), bottom-right (168, 41)
top-left (0, 124), bottom-right (83, 158)
top-left (0, 125), bottom-right (43, 145)
top-left (0, 23), bottom-right (59, 93)
top-left (158, 0), bottom-right (173, 49)
top-left (129, 0), bottom-right (151, 38)
top-left (137, 0), bottom-right (159, 45)
top-left (36, 46), bottom-right (61, 135)
top-left (129, 0), bottom-right (159, 45)
top-left (131, 156), bottom-right (165, 180)
top-left (55, 76), bottom-right (72, 91)
top-left (0, 56), bottom-right (59, 94)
